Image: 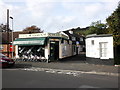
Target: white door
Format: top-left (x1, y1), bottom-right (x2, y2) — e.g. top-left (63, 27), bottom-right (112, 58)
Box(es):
top-left (99, 42), bottom-right (108, 59)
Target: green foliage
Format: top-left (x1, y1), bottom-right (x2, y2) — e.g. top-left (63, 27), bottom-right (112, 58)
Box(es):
top-left (76, 21), bottom-right (107, 36)
top-left (106, 5), bottom-right (120, 46)
top-left (106, 5), bottom-right (120, 64)
top-left (87, 21), bottom-right (107, 35)
top-left (74, 27), bottom-right (88, 36)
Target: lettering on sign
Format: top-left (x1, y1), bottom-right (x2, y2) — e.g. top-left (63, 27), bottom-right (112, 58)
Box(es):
top-left (19, 33), bottom-right (68, 39)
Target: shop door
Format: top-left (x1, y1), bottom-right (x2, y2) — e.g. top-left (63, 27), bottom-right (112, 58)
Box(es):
top-left (99, 42), bottom-right (107, 59)
top-left (50, 41), bottom-right (59, 61)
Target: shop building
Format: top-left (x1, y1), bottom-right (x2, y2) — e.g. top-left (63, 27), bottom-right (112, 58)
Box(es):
top-left (13, 33), bottom-right (73, 61)
top-left (61, 30), bottom-right (85, 55)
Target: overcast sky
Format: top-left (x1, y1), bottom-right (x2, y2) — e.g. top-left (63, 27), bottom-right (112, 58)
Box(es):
top-left (0, 0), bottom-right (119, 33)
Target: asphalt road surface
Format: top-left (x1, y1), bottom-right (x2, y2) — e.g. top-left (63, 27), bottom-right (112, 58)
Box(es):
top-left (2, 68), bottom-right (118, 88)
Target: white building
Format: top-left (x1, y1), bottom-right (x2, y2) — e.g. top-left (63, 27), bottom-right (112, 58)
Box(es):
top-left (86, 34), bottom-right (114, 59)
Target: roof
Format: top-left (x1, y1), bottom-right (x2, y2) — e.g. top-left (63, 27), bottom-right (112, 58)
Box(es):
top-left (63, 31), bottom-right (85, 38)
top-left (86, 34), bottom-right (113, 38)
top-left (62, 30), bottom-right (85, 45)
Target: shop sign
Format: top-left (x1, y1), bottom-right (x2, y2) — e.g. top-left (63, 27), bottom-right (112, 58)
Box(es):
top-left (19, 33), bottom-right (48, 38)
top-left (19, 33), bottom-right (68, 39)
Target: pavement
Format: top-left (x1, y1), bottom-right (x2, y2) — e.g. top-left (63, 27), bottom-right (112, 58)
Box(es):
top-left (12, 53), bottom-right (119, 76)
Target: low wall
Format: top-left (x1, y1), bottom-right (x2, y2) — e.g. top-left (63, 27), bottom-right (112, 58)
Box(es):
top-left (85, 57), bottom-right (114, 66)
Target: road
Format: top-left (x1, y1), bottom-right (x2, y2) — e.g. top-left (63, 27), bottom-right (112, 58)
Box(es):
top-left (2, 68), bottom-right (118, 88)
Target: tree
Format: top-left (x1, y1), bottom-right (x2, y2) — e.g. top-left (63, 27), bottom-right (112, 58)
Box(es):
top-left (74, 21), bottom-right (107, 36)
top-left (74, 27), bottom-right (89, 36)
top-left (22, 25), bottom-right (43, 33)
top-left (106, 4), bottom-right (120, 64)
top-left (78, 21), bottom-right (107, 36)
top-left (106, 5), bottom-right (120, 46)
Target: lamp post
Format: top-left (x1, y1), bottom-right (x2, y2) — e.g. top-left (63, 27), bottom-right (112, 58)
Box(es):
top-left (7, 9), bottom-right (9, 57)
top-left (10, 16), bottom-right (13, 59)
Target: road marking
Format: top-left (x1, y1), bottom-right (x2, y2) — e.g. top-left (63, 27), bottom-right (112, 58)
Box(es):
top-left (22, 67), bottom-right (119, 77)
top-left (2, 67), bottom-right (118, 77)
top-left (79, 85), bottom-right (99, 88)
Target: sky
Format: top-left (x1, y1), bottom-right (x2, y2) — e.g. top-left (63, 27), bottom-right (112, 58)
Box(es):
top-left (0, 0), bottom-right (119, 33)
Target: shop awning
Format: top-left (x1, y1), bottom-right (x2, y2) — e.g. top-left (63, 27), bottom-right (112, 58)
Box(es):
top-left (13, 37), bottom-right (46, 45)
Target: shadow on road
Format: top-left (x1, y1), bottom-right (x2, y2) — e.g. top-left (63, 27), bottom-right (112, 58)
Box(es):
top-left (58, 53), bottom-right (114, 66)
top-left (14, 63), bottom-right (32, 68)
top-left (58, 54), bottom-right (86, 63)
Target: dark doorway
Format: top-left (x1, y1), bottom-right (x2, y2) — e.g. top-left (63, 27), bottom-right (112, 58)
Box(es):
top-left (50, 41), bottom-right (59, 61)
top-left (76, 47), bottom-right (78, 55)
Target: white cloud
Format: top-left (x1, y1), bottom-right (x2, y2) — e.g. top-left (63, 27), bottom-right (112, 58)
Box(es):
top-left (25, 0), bottom-right (55, 17)
top-left (3, 0), bottom-right (119, 3)
top-left (62, 16), bottom-right (75, 23)
top-left (61, 1), bottom-right (119, 27)
top-left (0, 0), bottom-right (119, 33)
top-left (0, 0), bottom-right (12, 23)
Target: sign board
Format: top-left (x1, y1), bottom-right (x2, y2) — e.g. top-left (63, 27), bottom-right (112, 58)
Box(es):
top-left (9, 45), bottom-right (13, 52)
top-left (19, 33), bottom-right (68, 39)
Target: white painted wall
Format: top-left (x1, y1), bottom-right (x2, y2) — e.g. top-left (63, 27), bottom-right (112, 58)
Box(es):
top-left (59, 40), bottom-right (72, 59)
top-left (15, 45), bottom-right (19, 58)
top-left (86, 36), bottom-right (114, 59)
top-left (45, 45), bottom-right (49, 59)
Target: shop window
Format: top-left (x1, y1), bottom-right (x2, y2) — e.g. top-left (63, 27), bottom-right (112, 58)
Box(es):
top-left (18, 45), bottom-right (45, 58)
top-left (72, 37), bottom-right (76, 41)
top-left (80, 37), bottom-right (83, 41)
top-left (91, 40), bottom-right (94, 45)
top-left (33, 46), bottom-right (45, 57)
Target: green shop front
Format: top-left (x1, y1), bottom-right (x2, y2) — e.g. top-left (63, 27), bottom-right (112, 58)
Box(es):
top-left (13, 33), bottom-right (72, 62)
